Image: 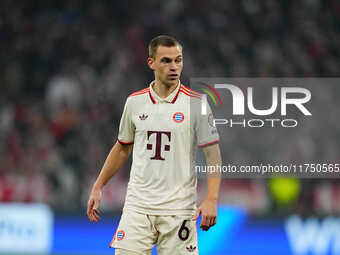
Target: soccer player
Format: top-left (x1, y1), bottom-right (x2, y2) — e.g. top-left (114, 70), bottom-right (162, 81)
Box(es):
top-left (87, 35), bottom-right (222, 255)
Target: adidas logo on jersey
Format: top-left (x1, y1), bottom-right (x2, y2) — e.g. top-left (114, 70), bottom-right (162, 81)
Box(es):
top-left (186, 245), bottom-right (196, 252)
top-left (139, 114), bottom-right (148, 120)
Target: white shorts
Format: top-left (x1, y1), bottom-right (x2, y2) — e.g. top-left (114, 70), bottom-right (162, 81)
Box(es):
top-left (109, 210), bottom-right (199, 255)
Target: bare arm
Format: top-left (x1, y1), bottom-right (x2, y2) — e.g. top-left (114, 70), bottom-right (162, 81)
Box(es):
top-left (204, 143), bottom-right (222, 201)
top-left (193, 143), bottom-right (222, 230)
top-left (87, 141), bottom-right (133, 222)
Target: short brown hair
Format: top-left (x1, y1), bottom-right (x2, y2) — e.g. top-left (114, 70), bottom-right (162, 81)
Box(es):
top-left (148, 35), bottom-right (182, 59)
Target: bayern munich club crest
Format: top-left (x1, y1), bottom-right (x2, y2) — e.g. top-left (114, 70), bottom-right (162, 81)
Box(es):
top-left (117, 230), bottom-right (125, 241)
top-left (173, 112), bottom-right (184, 123)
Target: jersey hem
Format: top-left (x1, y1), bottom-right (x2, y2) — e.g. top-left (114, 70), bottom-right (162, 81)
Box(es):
top-left (110, 244), bottom-right (147, 255)
top-left (123, 205), bottom-right (196, 216)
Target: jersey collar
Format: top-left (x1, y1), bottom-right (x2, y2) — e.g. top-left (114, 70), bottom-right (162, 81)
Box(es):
top-left (148, 80), bottom-right (181, 104)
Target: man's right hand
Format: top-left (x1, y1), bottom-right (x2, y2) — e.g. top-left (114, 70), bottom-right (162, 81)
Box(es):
top-left (86, 141), bottom-right (132, 222)
top-left (87, 188), bottom-right (102, 222)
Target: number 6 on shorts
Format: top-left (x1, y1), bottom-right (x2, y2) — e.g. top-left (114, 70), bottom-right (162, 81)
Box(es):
top-left (178, 220), bottom-right (190, 241)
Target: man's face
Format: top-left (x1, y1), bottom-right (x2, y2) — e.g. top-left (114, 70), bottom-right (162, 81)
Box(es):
top-left (148, 45), bottom-right (183, 87)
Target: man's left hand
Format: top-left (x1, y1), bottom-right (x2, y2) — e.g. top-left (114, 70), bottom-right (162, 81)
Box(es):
top-left (192, 199), bottom-right (217, 231)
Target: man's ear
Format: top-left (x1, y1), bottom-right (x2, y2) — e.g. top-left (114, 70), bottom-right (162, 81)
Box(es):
top-left (147, 57), bottom-right (155, 70)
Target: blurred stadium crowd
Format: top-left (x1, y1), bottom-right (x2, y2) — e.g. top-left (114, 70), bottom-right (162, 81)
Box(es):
top-left (0, 0), bottom-right (339, 214)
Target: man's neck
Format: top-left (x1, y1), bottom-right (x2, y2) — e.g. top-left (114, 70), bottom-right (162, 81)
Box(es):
top-left (152, 80), bottom-right (179, 99)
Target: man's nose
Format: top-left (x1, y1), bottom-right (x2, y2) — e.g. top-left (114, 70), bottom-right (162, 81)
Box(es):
top-left (170, 61), bottom-right (177, 70)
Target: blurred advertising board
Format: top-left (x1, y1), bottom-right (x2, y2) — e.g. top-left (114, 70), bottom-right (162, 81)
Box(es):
top-left (52, 206), bottom-right (340, 255)
top-left (1, 204), bottom-right (340, 255)
top-left (0, 203), bottom-right (53, 253)
top-left (199, 207), bottom-right (340, 255)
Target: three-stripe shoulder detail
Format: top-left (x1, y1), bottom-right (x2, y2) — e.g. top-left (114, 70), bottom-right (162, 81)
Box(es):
top-left (129, 87), bottom-right (150, 97)
top-left (180, 85), bottom-right (202, 99)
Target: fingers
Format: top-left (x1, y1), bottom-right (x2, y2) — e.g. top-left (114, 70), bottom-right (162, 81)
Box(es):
top-left (91, 208), bottom-right (101, 222)
top-left (200, 215), bottom-right (207, 227)
top-left (200, 215), bottom-right (210, 231)
top-left (209, 216), bottom-right (216, 227)
top-left (193, 207), bottom-right (217, 231)
top-left (212, 215), bottom-right (217, 226)
top-left (201, 226), bottom-right (210, 231)
top-left (87, 199), bottom-right (94, 218)
top-left (93, 199), bottom-right (99, 211)
top-left (89, 208), bottom-right (101, 222)
top-left (200, 215), bottom-right (217, 231)
top-left (87, 198), bottom-right (101, 222)
top-left (192, 208), bottom-right (201, 221)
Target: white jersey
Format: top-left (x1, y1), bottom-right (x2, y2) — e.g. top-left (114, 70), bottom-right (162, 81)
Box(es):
top-left (117, 81), bottom-right (219, 215)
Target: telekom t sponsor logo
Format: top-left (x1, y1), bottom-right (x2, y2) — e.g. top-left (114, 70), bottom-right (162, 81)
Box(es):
top-left (146, 131), bottom-right (171, 160)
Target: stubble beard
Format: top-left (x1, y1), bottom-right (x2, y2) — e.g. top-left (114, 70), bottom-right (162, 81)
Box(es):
top-left (162, 77), bottom-right (179, 88)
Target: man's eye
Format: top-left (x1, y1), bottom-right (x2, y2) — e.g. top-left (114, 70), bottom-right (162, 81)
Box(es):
top-left (175, 59), bottom-right (182, 63)
top-left (161, 59), bottom-right (171, 63)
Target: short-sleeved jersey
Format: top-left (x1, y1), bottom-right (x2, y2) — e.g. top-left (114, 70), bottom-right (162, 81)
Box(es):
top-left (118, 81), bottom-right (219, 215)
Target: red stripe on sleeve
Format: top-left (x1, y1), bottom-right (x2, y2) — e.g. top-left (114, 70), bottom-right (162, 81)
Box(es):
top-left (129, 88), bottom-right (150, 97)
top-left (118, 139), bottom-right (134, 145)
top-left (198, 140), bottom-right (219, 148)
